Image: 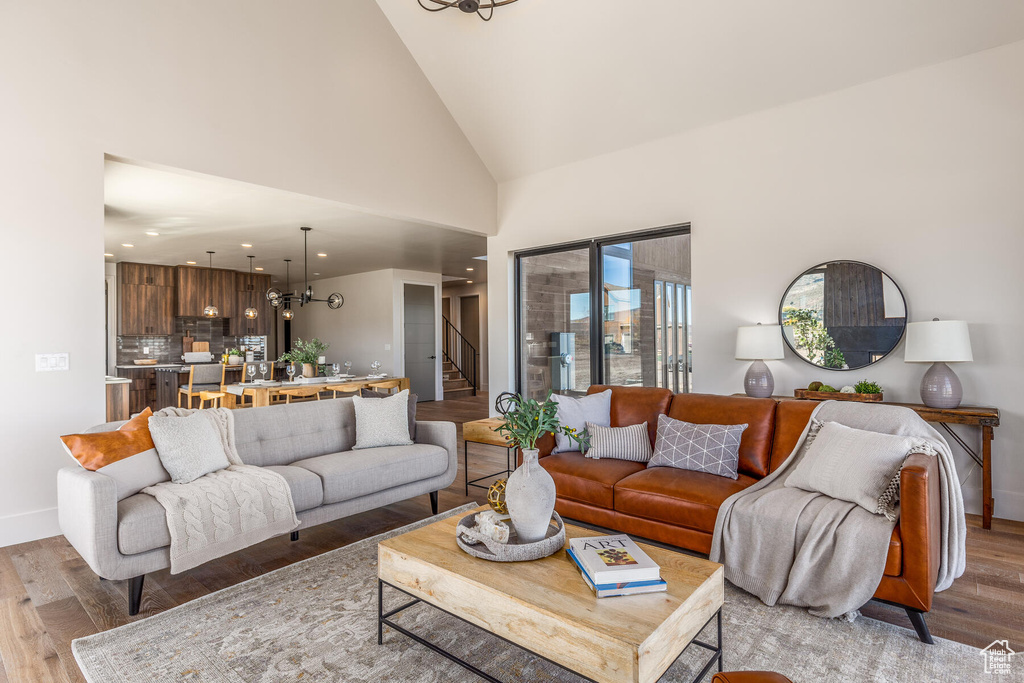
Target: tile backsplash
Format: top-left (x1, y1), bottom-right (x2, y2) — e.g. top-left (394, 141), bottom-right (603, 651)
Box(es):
top-left (117, 318), bottom-right (239, 365)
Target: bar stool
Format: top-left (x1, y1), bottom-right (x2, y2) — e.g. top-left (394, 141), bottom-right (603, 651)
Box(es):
top-left (179, 364), bottom-right (226, 408)
top-left (279, 386), bottom-right (323, 404)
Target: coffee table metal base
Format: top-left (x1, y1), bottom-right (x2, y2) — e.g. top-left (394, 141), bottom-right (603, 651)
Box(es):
top-left (377, 579), bottom-right (723, 683)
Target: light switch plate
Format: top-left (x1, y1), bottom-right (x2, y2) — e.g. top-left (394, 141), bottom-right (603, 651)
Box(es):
top-left (384, 344), bottom-right (391, 351)
top-left (36, 352), bottom-right (70, 372)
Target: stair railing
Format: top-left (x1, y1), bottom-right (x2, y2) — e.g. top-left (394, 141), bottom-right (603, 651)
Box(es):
top-left (442, 315), bottom-right (478, 395)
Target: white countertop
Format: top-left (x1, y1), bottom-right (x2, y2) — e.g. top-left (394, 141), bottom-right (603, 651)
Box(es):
top-left (105, 376), bottom-right (131, 385)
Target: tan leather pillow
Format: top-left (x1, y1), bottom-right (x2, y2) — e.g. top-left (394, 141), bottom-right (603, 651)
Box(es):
top-left (61, 408), bottom-right (170, 499)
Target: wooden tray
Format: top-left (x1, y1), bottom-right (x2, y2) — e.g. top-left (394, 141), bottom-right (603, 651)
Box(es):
top-left (133, 359), bottom-right (158, 366)
top-left (794, 389), bottom-right (883, 402)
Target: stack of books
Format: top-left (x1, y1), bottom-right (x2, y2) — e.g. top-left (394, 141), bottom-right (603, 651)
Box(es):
top-left (567, 534), bottom-right (666, 598)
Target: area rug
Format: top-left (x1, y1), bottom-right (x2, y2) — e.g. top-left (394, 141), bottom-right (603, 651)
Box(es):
top-left (74, 504), bottom-right (985, 682)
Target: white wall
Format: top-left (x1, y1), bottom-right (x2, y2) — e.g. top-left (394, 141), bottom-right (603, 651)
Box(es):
top-left (443, 281), bottom-right (489, 390)
top-left (488, 40), bottom-right (1024, 521)
top-left (0, 0), bottom-right (494, 545)
top-left (290, 270), bottom-right (396, 377)
top-left (289, 268), bottom-right (444, 401)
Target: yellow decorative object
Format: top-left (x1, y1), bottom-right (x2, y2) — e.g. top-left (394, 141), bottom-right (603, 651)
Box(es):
top-left (487, 478), bottom-right (508, 514)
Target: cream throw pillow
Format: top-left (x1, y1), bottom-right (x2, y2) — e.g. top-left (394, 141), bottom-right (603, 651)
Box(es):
top-left (784, 420), bottom-right (928, 519)
top-left (148, 412), bottom-right (230, 484)
top-left (353, 389), bottom-right (415, 450)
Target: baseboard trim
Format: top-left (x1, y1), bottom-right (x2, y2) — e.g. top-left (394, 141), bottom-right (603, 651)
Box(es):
top-left (0, 507), bottom-right (60, 547)
top-left (991, 488), bottom-right (1024, 524)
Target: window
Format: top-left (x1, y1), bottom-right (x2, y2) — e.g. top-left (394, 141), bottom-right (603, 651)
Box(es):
top-left (516, 226), bottom-right (690, 396)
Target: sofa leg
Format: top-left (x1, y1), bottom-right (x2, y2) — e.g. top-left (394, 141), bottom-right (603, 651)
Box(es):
top-left (128, 575), bottom-right (145, 616)
top-left (429, 491), bottom-right (439, 515)
top-left (290, 531), bottom-right (299, 542)
top-left (906, 608), bottom-right (933, 644)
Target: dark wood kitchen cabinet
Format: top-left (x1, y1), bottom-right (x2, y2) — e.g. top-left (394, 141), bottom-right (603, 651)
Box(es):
top-left (118, 367), bottom-right (157, 414)
top-left (156, 369), bottom-right (188, 410)
top-left (231, 272), bottom-right (273, 336)
top-left (117, 263), bottom-right (175, 335)
top-left (176, 265), bottom-right (237, 320)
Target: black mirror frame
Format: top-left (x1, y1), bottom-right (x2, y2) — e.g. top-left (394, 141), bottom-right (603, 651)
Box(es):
top-left (778, 260), bottom-right (908, 372)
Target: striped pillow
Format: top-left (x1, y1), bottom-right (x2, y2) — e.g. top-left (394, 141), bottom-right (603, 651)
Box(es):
top-left (584, 422), bottom-right (652, 462)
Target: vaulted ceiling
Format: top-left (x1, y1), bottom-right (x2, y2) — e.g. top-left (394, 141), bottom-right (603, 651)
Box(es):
top-left (377, 0), bottom-right (1024, 182)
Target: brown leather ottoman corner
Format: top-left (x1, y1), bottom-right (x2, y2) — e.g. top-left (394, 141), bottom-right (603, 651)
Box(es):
top-left (712, 672), bottom-right (793, 683)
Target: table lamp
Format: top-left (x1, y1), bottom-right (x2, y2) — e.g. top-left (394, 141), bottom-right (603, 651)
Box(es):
top-left (736, 324), bottom-right (785, 398)
top-left (904, 319), bottom-right (973, 408)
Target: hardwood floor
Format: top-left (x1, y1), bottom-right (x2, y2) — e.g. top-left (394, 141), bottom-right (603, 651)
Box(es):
top-left (1, 392), bottom-right (1021, 681)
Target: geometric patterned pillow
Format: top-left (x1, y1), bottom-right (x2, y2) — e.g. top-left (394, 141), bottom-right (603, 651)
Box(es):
top-left (648, 414), bottom-right (748, 479)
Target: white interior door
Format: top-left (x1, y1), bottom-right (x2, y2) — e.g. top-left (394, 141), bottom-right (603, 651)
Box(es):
top-left (403, 283), bottom-right (437, 401)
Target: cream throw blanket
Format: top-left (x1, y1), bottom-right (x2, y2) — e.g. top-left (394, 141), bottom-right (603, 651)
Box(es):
top-left (144, 408), bottom-right (299, 574)
top-left (710, 401), bottom-right (966, 619)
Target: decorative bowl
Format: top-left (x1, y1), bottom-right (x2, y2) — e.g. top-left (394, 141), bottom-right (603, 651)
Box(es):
top-left (456, 511), bottom-right (565, 562)
top-left (133, 359), bottom-right (158, 365)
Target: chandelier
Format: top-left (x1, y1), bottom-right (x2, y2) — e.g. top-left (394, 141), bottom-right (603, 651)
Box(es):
top-left (265, 227), bottom-right (343, 319)
top-left (417, 0), bottom-right (519, 21)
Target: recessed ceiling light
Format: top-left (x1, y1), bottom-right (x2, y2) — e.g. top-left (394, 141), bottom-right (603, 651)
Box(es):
top-left (121, 243), bottom-right (134, 248)
top-left (317, 253), bottom-right (327, 257)
top-left (241, 244), bottom-right (253, 249)
top-left (466, 267), bottom-right (474, 271)
top-left (186, 260), bottom-right (197, 265)
top-left (313, 272), bottom-right (320, 276)
top-left (145, 231), bottom-right (159, 236)
top-left (254, 267), bottom-right (264, 271)
top-left (466, 280), bottom-right (474, 284)
top-left (103, 253), bottom-right (113, 257)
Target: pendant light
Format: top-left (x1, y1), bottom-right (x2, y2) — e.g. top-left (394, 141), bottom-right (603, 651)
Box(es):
top-left (203, 251), bottom-right (219, 318)
top-left (265, 228), bottom-right (343, 317)
top-left (244, 255), bottom-right (258, 320)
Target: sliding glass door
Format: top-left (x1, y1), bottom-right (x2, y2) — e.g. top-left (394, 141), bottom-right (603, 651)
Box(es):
top-left (516, 226), bottom-right (690, 396)
top-left (517, 247), bottom-right (592, 400)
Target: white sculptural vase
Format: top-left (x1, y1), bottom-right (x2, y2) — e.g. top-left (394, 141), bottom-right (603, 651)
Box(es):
top-left (504, 448), bottom-right (556, 543)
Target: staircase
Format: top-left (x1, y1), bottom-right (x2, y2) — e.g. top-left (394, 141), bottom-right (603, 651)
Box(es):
top-left (442, 360), bottom-right (475, 399)
top-left (442, 315), bottom-right (478, 399)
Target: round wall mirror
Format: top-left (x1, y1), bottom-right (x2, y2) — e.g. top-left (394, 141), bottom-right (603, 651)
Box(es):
top-left (779, 261), bottom-right (907, 371)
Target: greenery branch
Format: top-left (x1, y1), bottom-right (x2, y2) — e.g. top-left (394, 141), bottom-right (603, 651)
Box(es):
top-left (495, 392), bottom-right (588, 451)
top-left (278, 337), bottom-right (330, 365)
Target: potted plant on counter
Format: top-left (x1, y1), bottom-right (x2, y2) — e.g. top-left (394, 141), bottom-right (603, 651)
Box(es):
top-left (495, 393), bottom-right (587, 543)
top-left (279, 338), bottom-right (329, 378)
top-left (226, 348), bottom-right (244, 366)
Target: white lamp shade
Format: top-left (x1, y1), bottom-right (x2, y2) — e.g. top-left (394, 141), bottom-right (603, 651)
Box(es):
top-left (904, 320), bottom-right (973, 363)
top-left (735, 324), bottom-right (785, 361)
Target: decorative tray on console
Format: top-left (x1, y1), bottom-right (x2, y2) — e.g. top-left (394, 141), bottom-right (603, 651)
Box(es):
top-left (456, 511), bottom-right (565, 563)
top-left (794, 389), bottom-right (883, 402)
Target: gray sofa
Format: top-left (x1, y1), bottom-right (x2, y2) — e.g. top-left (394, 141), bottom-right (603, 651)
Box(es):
top-left (57, 398), bottom-right (457, 613)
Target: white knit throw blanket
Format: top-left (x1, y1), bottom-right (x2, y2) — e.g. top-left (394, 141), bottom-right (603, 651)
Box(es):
top-left (143, 408), bottom-right (299, 574)
top-left (710, 401), bottom-right (966, 619)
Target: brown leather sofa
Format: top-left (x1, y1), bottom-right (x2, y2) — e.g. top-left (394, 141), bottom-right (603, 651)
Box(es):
top-left (537, 385), bottom-right (942, 643)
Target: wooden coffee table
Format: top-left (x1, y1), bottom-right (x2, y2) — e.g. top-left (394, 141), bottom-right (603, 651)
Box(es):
top-left (378, 507), bottom-right (724, 683)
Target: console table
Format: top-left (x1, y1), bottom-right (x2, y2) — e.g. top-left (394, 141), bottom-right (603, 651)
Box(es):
top-left (762, 396), bottom-right (1000, 529)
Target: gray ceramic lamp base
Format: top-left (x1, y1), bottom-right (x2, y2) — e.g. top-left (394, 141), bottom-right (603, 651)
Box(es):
top-left (744, 360), bottom-right (774, 398)
top-left (920, 362), bottom-right (963, 409)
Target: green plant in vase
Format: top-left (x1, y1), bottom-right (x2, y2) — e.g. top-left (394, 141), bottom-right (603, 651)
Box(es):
top-left (495, 392), bottom-right (587, 543)
top-left (279, 338), bottom-right (329, 378)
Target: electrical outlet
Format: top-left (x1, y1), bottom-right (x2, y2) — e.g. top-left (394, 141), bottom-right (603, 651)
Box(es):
top-left (384, 344), bottom-right (391, 351)
top-left (36, 353), bottom-right (69, 372)
top-left (143, 346), bottom-right (150, 355)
